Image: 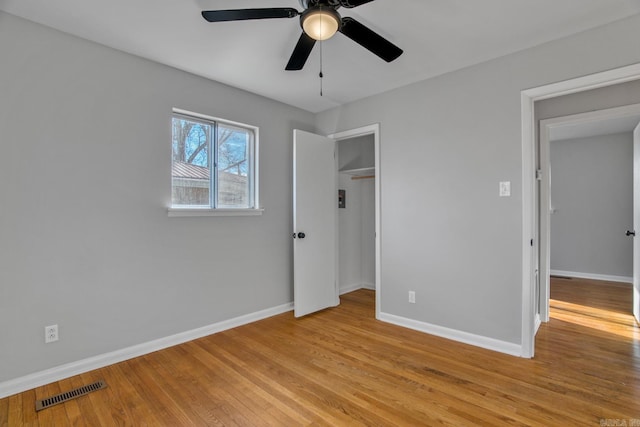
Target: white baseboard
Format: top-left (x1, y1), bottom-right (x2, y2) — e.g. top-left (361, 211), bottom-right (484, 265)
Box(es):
top-left (550, 269), bottom-right (632, 284)
top-left (340, 283), bottom-right (375, 295)
top-left (0, 302), bottom-right (293, 399)
top-left (378, 312), bottom-right (523, 358)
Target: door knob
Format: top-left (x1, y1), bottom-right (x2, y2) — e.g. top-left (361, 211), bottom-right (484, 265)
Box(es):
top-left (626, 230), bottom-right (636, 237)
top-left (297, 232), bottom-right (306, 239)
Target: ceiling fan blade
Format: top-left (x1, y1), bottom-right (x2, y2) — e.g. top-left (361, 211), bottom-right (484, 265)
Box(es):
top-left (339, 0), bottom-right (376, 8)
top-left (285, 32), bottom-right (316, 71)
top-left (202, 8), bottom-right (299, 23)
top-left (339, 17), bottom-right (403, 62)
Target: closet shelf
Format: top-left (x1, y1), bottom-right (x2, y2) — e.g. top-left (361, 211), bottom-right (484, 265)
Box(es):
top-left (339, 167), bottom-right (374, 177)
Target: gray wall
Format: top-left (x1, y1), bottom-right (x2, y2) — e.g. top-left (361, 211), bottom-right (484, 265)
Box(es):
top-left (537, 79), bottom-right (640, 121)
top-left (0, 12), bottom-right (314, 382)
top-left (550, 133), bottom-right (633, 278)
top-left (316, 13), bottom-right (640, 344)
top-left (338, 134), bottom-right (375, 171)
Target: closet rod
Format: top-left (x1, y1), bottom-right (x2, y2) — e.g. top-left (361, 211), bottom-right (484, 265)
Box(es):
top-left (351, 175), bottom-right (375, 180)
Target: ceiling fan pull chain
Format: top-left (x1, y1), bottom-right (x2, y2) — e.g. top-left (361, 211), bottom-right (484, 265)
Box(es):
top-left (319, 41), bottom-right (324, 96)
top-left (319, 18), bottom-right (324, 96)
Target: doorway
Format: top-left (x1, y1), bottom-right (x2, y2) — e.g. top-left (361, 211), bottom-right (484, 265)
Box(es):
top-left (521, 63), bottom-right (640, 357)
top-left (336, 134), bottom-right (375, 294)
top-left (329, 124), bottom-right (381, 318)
top-left (538, 104), bottom-right (640, 322)
top-left (292, 125), bottom-right (380, 318)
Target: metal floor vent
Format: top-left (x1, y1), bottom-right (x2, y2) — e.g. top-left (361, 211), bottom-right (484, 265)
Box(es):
top-left (36, 380), bottom-right (107, 411)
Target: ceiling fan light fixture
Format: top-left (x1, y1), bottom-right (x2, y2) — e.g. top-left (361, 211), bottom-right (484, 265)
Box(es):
top-left (301, 7), bottom-right (340, 41)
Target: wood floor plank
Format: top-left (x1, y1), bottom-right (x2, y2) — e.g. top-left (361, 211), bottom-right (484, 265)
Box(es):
top-left (217, 329), bottom-right (444, 426)
top-left (174, 343), bottom-right (280, 426)
top-left (54, 377), bottom-right (86, 427)
top-left (0, 397), bottom-right (7, 427)
top-left (105, 362), bottom-right (165, 426)
top-left (189, 337), bottom-right (359, 426)
top-left (195, 338), bottom-right (343, 426)
top-left (272, 309), bottom-right (586, 425)
top-left (18, 389), bottom-right (38, 426)
top-left (5, 394), bottom-right (24, 427)
top-left (180, 341), bottom-right (312, 425)
top-left (122, 356), bottom-right (204, 426)
top-left (1, 277), bottom-right (639, 425)
top-left (228, 320), bottom-right (500, 425)
top-left (153, 344), bottom-right (258, 426)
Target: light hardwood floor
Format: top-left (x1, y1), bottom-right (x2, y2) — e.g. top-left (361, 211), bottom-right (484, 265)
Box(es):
top-left (1, 278), bottom-right (639, 426)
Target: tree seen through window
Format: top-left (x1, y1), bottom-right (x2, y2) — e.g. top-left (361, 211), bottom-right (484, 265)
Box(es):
top-left (171, 115), bottom-right (253, 208)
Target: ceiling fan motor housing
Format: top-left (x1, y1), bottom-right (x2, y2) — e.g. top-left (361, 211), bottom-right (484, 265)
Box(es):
top-left (300, 0), bottom-right (342, 9)
top-left (300, 6), bottom-right (342, 37)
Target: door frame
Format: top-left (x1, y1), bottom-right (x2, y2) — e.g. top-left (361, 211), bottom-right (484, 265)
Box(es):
top-left (329, 124), bottom-right (381, 318)
top-left (635, 122), bottom-right (640, 325)
top-left (521, 62), bottom-right (640, 358)
top-left (538, 103), bottom-right (640, 323)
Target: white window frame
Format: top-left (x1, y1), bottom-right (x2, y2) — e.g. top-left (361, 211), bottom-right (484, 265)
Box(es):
top-left (168, 108), bottom-right (262, 217)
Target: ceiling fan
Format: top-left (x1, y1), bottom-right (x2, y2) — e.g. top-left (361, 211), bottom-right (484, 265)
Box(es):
top-left (201, 0), bottom-right (403, 71)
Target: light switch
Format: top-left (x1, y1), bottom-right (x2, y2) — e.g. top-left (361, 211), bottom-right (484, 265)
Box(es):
top-left (499, 181), bottom-right (511, 197)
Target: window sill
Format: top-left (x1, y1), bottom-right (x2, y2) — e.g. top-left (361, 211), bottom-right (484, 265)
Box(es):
top-left (167, 208), bottom-right (264, 217)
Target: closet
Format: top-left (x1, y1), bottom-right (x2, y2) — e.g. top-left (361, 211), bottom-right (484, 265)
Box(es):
top-left (337, 134), bottom-right (376, 294)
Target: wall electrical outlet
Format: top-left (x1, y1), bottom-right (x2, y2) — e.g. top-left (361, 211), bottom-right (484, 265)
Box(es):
top-left (408, 291), bottom-right (416, 304)
top-left (45, 324), bottom-right (58, 343)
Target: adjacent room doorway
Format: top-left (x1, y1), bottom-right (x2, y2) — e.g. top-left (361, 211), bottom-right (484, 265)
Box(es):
top-left (537, 104), bottom-right (640, 323)
top-left (521, 64), bottom-right (640, 357)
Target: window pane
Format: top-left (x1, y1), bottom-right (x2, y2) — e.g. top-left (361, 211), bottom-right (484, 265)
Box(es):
top-left (217, 124), bottom-right (251, 208)
top-left (172, 118), bottom-right (210, 206)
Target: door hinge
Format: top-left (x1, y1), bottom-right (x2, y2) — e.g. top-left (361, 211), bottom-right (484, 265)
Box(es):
top-left (535, 169), bottom-right (542, 181)
top-left (530, 239), bottom-right (534, 247)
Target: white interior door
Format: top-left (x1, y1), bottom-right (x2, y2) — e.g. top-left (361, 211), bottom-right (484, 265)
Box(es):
top-left (633, 122), bottom-right (640, 324)
top-left (293, 129), bottom-right (338, 317)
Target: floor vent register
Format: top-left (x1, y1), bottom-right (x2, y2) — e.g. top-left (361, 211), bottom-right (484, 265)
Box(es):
top-left (35, 380), bottom-right (108, 411)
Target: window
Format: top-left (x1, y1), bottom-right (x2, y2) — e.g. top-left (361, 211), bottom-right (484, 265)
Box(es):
top-left (169, 110), bottom-right (260, 216)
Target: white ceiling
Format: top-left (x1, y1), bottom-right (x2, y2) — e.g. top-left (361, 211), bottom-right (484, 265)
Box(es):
top-left (2, 0), bottom-right (640, 113)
